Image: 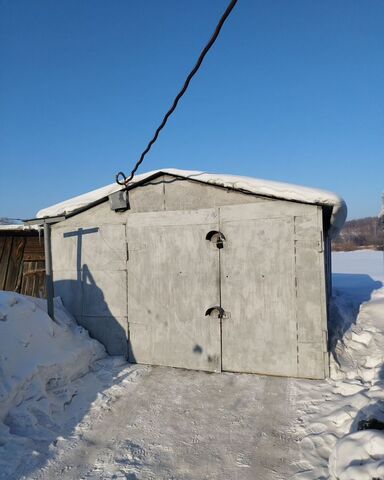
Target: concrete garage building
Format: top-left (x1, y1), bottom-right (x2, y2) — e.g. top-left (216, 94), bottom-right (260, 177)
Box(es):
top-left (37, 169), bottom-right (347, 379)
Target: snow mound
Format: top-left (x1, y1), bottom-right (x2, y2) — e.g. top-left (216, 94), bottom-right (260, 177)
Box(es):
top-left (0, 291), bottom-right (105, 478)
top-left (36, 168), bottom-right (347, 237)
top-left (326, 287), bottom-right (384, 478)
top-left (329, 430), bottom-right (384, 480)
top-left (294, 251), bottom-right (384, 479)
top-left (330, 252), bottom-right (384, 382)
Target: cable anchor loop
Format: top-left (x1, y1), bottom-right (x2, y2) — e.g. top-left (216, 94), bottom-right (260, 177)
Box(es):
top-left (115, 171), bottom-right (128, 186)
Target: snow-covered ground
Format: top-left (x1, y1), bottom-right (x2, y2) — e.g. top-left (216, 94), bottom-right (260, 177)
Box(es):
top-left (0, 294), bottom-right (105, 479)
top-left (1, 250), bottom-right (383, 479)
top-left (295, 250), bottom-right (384, 480)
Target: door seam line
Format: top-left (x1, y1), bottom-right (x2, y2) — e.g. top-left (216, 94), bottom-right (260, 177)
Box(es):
top-left (218, 207), bottom-right (223, 372)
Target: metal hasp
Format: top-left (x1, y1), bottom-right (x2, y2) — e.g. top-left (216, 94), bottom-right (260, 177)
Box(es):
top-left (23, 215), bottom-right (66, 321)
top-left (205, 306), bottom-right (225, 318)
top-left (206, 230), bottom-right (226, 249)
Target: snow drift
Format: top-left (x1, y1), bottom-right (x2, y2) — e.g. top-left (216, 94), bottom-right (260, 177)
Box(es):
top-left (329, 430), bottom-right (384, 480)
top-left (295, 251), bottom-right (384, 480)
top-left (327, 286), bottom-right (384, 480)
top-left (0, 291), bottom-right (105, 478)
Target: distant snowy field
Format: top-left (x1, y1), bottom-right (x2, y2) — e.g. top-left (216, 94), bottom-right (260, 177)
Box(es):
top-left (0, 250), bottom-right (383, 479)
top-left (333, 249), bottom-right (384, 283)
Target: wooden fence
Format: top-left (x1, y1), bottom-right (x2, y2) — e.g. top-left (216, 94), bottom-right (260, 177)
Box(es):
top-left (0, 230), bottom-right (46, 297)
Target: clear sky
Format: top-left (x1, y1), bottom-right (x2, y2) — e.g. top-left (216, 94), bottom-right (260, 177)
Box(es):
top-left (0, 0), bottom-right (383, 220)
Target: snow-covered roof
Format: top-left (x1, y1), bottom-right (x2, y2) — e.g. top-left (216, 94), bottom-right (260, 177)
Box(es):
top-left (0, 224), bottom-right (38, 231)
top-left (37, 168), bottom-right (347, 237)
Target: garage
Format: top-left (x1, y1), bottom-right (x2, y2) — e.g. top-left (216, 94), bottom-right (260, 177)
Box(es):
top-left (37, 169), bottom-right (347, 379)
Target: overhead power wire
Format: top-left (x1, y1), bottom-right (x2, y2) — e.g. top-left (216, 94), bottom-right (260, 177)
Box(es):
top-left (115, 0), bottom-right (239, 186)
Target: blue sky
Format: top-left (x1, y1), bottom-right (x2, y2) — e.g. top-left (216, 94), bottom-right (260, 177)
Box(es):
top-left (0, 0), bottom-right (383, 220)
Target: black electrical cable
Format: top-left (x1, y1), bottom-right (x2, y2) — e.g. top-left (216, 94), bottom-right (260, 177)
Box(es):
top-left (116, 0), bottom-right (238, 186)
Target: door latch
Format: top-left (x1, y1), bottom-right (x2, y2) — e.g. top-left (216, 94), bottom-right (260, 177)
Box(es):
top-left (205, 306), bottom-right (225, 319)
top-left (206, 230), bottom-right (226, 249)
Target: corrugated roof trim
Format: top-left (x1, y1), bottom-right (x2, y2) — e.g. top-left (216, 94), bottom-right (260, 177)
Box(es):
top-left (36, 168), bottom-right (347, 237)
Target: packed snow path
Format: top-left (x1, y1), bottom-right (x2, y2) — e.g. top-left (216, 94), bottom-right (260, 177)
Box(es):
top-left (26, 363), bottom-right (301, 480)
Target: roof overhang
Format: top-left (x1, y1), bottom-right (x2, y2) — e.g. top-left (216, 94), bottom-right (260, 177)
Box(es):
top-left (36, 169), bottom-right (347, 238)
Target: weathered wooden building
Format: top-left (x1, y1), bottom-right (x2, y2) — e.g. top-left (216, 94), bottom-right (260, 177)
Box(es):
top-left (37, 169), bottom-right (347, 379)
top-left (0, 226), bottom-right (46, 297)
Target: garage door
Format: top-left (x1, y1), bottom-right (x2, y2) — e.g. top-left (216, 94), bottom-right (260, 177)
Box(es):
top-left (126, 204), bottom-right (327, 378)
top-left (219, 205), bottom-right (297, 376)
top-left (127, 209), bottom-right (222, 372)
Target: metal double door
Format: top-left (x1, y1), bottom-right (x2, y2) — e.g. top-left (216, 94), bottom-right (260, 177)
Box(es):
top-left (127, 205), bottom-right (304, 375)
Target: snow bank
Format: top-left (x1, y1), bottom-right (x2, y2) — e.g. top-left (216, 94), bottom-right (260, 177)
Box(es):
top-left (327, 287), bottom-right (384, 479)
top-left (329, 430), bottom-right (384, 480)
top-left (295, 251), bottom-right (384, 479)
top-left (330, 287), bottom-right (384, 382)
top-left (36, 168), bottom-right (347, 237)
top-left (0, 291), bottom-right (105, 478)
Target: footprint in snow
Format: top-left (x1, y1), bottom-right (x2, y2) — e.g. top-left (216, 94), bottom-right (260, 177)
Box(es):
top-left (7, 296), bottom-right (18, 307)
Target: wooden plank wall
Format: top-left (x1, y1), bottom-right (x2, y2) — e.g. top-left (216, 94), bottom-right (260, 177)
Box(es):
top-left (0, 232), bottom-right (46, 297)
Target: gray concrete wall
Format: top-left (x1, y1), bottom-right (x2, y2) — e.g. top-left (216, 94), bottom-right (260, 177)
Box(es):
top-left (51, 175), bottom-right (328, 378)
top-left (51, 223), bottom-right (128, 355)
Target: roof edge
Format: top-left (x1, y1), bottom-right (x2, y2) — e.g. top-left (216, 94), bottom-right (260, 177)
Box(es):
top-left (36, 168), bottom-right (347, 237)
